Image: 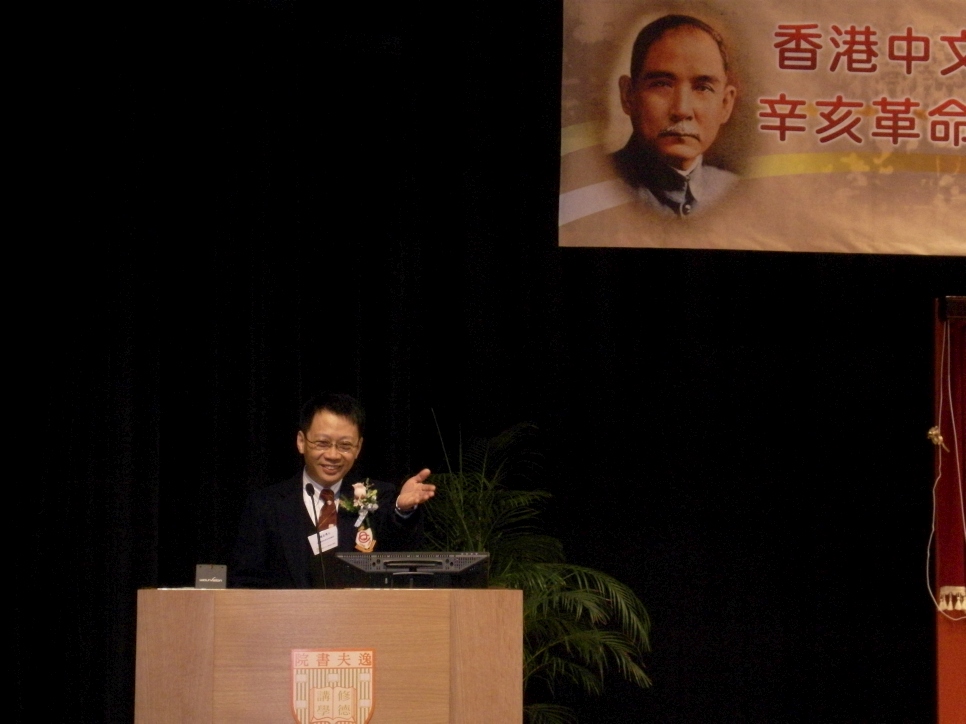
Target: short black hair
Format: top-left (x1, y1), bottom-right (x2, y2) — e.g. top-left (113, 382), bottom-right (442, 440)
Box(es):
top-left (299, 392), bottom-right (366, 436)
top-left (629, 14), bottom-right (730, 81)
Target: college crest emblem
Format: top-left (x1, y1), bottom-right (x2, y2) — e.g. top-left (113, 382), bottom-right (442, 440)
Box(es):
top-left (291, 649), bottom-right (375, 724)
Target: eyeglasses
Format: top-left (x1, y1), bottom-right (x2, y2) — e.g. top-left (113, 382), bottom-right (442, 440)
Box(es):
top-left (304, 438), bottom-right (358, 454)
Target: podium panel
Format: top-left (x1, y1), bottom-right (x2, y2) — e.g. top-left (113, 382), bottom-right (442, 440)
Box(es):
top-left (135, 588), bottom-right (522, 723)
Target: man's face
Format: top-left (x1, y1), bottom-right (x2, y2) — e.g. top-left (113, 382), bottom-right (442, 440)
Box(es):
top-left (619, 26), bottom-right (736, 171)
top-left (296, 410), bottom-right (363, 488)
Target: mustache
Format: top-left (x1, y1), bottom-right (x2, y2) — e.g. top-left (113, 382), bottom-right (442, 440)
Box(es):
top-left (658, 124), bottom-right (701, 141)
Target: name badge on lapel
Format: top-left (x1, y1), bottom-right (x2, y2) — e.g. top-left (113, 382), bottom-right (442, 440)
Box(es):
top-left (308, 526), bottom-right (338, 555)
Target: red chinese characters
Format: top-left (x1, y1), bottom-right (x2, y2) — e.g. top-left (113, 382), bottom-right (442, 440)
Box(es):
top-left (928, 99), bottom-right (966, 146)
top-left (774, 24), bottom-right (966, 75)
top-left (830, 24), bottom-right (879, 72)
top-left (764, 22), bottom-right (964, 148)
top-left (815, 95), bottom-right (865, 143)
top-left (758, 93), bottom-right (808, 140)
top-left (939, 30), bottom-right (966, 75)
top-left (757, 96), bottom-right (964, 147)
top-left (775, 24), bottom-right (823, 70)
top-left (888, 27), bottom-right (931, 75)
top-left (871, 97), bottom-right (921, 144)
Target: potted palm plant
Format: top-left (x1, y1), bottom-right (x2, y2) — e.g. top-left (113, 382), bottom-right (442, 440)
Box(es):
top-left (423, 423), bottom-right (651, 724)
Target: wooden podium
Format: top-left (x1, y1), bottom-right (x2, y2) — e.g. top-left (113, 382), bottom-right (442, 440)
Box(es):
top-left (135, 588), bottom-right (522, 723)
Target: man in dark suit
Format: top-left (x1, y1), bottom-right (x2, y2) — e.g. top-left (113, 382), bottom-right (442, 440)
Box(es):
top-left (613, 14), bottom-right (738, 217)
top-left (229, 392), bottom-right (435, 588)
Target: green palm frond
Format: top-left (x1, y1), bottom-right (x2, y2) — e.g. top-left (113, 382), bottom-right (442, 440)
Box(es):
top-left (524, 702), bottom-right (580, 724)
top-left (522, 568), bottom-right (651, 693)
top-left (423, 424), bottom-right (652, 721)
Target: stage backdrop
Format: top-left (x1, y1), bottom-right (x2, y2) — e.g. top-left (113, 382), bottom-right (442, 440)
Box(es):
top-left (559, 0), bottom-right (966, 253)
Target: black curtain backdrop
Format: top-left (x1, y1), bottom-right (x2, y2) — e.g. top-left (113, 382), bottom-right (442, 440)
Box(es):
top-left (18, 2), bottom-right (964, 722)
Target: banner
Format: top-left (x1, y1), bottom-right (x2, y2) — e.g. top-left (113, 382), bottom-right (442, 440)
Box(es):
top-left (559, 0), bottom-right (966, 254)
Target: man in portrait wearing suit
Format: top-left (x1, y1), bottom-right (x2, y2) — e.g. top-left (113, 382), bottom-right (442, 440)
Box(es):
top-left (229, 392), bottom-right (435, 588)
top-left (613, 14), bottom-right (738, 218)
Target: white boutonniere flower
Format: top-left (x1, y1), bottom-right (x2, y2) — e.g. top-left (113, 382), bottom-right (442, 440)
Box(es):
top-left (341, 478), bottom-right (379, 528)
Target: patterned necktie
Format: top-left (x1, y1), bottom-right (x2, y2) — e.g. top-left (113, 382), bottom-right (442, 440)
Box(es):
top-left (318, 488), bottom-right (337, 531)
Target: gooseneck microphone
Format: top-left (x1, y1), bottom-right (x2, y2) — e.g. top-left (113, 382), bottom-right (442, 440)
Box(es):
top-left (305, 483), bottom-right (328, 589)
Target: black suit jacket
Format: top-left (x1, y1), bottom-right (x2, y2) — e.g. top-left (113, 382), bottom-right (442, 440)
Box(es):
top-left (228, 470), bottom-right (423, 588)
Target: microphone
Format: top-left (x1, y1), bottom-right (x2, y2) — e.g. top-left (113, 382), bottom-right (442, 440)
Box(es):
top-left (306, 483), bottom-right (318, 524)
top-left (306, 483), bottom-right (328, 589)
